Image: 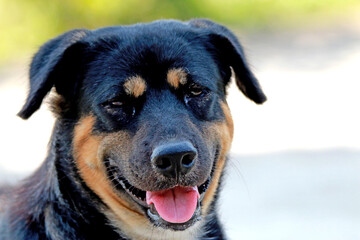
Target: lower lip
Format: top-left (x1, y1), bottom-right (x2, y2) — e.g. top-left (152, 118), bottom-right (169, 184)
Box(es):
top-left (146, 199), bottom-right (202, 230)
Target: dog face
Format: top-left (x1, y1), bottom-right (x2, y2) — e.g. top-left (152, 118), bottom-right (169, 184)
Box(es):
top-left (18, 19), bottom-right (265, 238)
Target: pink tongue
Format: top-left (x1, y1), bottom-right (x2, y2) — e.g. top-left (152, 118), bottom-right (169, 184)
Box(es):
top-left (146, 186), bottom-right (200, 223)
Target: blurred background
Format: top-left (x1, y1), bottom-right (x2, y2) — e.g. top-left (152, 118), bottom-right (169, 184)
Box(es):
top-left (1, 0), bottom-right (359, 239)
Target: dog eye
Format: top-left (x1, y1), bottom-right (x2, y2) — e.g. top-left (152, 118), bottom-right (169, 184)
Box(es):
top-left (189, 89), bottom-right (204, 97)
top-left (102, 100), bottom-right (136, 118)
top-left (102, 100), bottom-right (124, 110)
top-left (108, 101), bottom-right (124, 108)
top-left (184, 86), bottom-right (208, 103)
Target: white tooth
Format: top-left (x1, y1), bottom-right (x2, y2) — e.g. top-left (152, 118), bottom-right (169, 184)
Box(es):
top-left (120, 181), bottom-right (127, 189)
top-left (108, 158), bottom-right (117, 166)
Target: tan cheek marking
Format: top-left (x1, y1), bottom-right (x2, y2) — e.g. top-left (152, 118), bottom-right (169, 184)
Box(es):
top-left (123, 76), bottom-right (147, 98)
top-left (167, 68), bottom-right (187, 89)
top-left (73, 116), bottom-right (149, 231)
top-left (202, 102), bottom-right (234, 215)
top-left (221, 102), bottom-right (234, 140)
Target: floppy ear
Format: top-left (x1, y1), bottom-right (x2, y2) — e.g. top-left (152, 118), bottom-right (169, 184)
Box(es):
top-left (18, 29), bottom-right (91, 119)
top-left (188, 19), bottom-right (266, 104)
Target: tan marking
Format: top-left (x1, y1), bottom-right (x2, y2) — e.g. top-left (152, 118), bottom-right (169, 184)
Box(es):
top-left (123, 76), bottom-right (147, 98)
top-left (202, 102), bottom-right (234, 214)
top-left (73, 116), bottom-right (202, 239)
top-left (73, 117), bottom-right (144, 228)
top-left (167, 68), bottom-right (188, 89)
top-left (221, 102), bottom-right (234, 140)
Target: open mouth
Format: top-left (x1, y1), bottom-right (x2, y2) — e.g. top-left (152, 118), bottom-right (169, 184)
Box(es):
top-left (105, 156), bottom-right (215, 230)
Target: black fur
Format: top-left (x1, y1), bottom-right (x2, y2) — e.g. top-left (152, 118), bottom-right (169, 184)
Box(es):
top-left (0, 19), bottom-right (265, 239)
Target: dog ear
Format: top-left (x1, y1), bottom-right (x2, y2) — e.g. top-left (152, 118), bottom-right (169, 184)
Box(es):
top-left (18, 29), bottom-right (91, 119)
top-left (188, 19), bottom-right (266, 104)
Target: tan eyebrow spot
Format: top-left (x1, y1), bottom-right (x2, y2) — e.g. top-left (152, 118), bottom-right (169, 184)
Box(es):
top-left (123, 76), bottom-right (147, 98)
top-left (167, 68), bottom-right (188, 89)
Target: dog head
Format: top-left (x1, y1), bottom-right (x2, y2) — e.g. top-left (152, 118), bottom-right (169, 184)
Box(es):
top-left (18, 19), bottom-right (265, 237)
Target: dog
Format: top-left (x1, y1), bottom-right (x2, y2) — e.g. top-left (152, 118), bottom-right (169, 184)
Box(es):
top-left (0, 19), bottom-right (266, 240)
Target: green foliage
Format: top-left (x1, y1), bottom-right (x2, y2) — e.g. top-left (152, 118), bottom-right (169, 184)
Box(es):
top-left (0, 0), bottom-right (359, 63)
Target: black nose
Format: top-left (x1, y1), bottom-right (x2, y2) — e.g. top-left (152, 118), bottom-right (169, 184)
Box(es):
top-left (151, 141), bottom-right (197, 179)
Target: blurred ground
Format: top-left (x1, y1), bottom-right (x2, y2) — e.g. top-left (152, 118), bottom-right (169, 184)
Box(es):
top-left (1, 19), bottom-right (360, 239)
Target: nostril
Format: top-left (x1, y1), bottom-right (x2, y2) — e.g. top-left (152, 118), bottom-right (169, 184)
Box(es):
top-left (155, 157), bottom-right (172, 170)
top-left (181, 153), bottom-right (195, 168)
